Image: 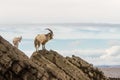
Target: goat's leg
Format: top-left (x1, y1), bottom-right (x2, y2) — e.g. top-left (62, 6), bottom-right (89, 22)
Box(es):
top-left (42, 45), bottom-right (46, 50)
top-left (44, 45), bottom-right (46, 50)
top-left (36, 45), bottom-right (38, 52)
top-left (42, 45), bottom-right (44, 50)
top-left (16, 43), bottom-right (18, 48)
top-left (14, 43), bottom-right (18, 48)
top-left (36, 43), bottom-right (40, 52)
top-left (34, 38), bottom-right (40, 52)
top-left (14, 44), bottom-right (16, 47)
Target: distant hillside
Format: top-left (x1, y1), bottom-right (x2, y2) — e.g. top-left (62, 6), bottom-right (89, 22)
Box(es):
top-left (97, 65), bottom-right (120, 68)
top-left (100, 67), bottom-right (120, 79)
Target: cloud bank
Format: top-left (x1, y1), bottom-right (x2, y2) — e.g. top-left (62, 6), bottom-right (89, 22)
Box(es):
top-left (1, 25), bottom-right (120, 40)
top-left (59, 46), bottom-right (120, 65)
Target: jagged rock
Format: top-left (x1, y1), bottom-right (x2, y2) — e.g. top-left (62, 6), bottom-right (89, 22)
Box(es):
top-left (66, 55), bottom-right (109, 80)
top-left (31, 50), bottom-right (110, 80)
top-left (0, 36), bottom-right (49, 80)
top-left (31, 50), bottom-right (71, 80)
top-left (0, 36), bottom-right (110, 80)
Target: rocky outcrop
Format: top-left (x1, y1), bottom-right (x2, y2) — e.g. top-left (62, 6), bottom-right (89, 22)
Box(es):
top-left (66, 55), bottom-right (108, 80)
top-left (0, 36), bottom-right (49, 80)
top-left (31, 50), bottom-right (109, 80)
top-left (0, 35), bottom-right (109, 80)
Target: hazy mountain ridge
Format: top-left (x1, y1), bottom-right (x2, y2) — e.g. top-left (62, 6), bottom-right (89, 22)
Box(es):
top-left (97, 65), bottom-right (120, 68)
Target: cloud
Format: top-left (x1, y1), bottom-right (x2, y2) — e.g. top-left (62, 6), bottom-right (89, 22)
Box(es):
top-left (58, 49), bottom-right (105, 58)
top-left (0, 25), bottom-right (50, 41)
top-left (108, 40), bottom-right (120, 46)
top-left (58, 45), bottom-right (120, 65)
top-left (1, 26), bottom-right (120, 41)
top-left (57, 49), bottom-right (106, 65)
top-left (99, 46), bottom-right (120, 65)
top-left (101, 46), bottom-right (120, 59)
top-left (68, 40), bottom-right (81, 48)
top-left (54, 26), bottom-right (120, 39)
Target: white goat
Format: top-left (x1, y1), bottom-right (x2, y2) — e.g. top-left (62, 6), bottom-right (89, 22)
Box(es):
top-left (13, 36), bottom-right (22, 48)
top-left (34, 28), bottom-right (54, 51)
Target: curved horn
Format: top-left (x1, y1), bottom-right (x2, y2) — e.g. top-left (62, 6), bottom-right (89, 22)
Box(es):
top-left (45, 28), bottom-right (53, 34)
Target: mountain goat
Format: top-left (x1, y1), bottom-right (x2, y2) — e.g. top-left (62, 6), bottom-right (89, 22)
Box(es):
top-left (13, 36), bottom-right (22, 48)
top-left (34, 28), bottom-right (54, 51)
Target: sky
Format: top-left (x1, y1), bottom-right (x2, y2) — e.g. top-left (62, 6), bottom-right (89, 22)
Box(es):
top-left (0, 0), bottom-right (120, 65)
top-left (0, 25), bottom-right (120, 66)
top-left (0, 0), bottom-right (120, 24)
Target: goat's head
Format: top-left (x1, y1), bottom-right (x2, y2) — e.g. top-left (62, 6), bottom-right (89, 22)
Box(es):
top-left (45, 28), bottom-right (54, 39)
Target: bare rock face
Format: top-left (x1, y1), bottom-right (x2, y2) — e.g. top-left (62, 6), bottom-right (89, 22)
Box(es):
top-left (0, 36), bottom-right (109, 80)
top-left (31, 50), bottom-right (109, 80)
top-left (0, 36), bottom-right (49, 80)
top-left (66, 55), bottom-right (109, 80)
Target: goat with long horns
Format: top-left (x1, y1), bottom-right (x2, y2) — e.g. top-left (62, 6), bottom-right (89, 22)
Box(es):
top-left (34, 28), bottom-right (54, 51)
